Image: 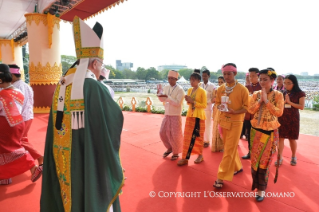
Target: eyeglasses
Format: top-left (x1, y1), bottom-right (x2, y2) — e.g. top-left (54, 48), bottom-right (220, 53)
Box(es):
top-left (284, 82), bottom-right (293, 85)
top-left (95, 59), bottom-right (106, 69)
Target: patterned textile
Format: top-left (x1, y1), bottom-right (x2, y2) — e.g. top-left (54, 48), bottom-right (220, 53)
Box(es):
top-left (0, 178), bottom-right (12, 185)
top-left (211, 105), bottom-right (223, 152)
top-left (250, 128), bottom-right (278, 185)
top-left (0, 89), bottom-right (24, 127)
top-left (182, 117), bottom-right (205, 159)
top-left (251, 168), bottom-right (268, 191)
top-left (159, 115), bottom-right (183, 154)
top-left (248, 90), bottom-right (284, 131)
top-left (0, 116), bottom-right (35, 179)
top-left (278, 91), bottom-right (306, 139)
top-left (13, 80), bottom-right (34, 121)
top-left (0, 147), bottom-right (26, 165)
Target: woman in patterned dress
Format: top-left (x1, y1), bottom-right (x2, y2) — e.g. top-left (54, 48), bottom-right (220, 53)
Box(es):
top-left (276, 75), bottom-right (305, 166)
top-left (248, 69), bottom-right (284, 202)
top-left (0, 64), bottom-right (43, 185)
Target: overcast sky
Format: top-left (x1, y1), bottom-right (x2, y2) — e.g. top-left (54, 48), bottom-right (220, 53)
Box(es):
top-left (60, 0), bottom-right (319, 75)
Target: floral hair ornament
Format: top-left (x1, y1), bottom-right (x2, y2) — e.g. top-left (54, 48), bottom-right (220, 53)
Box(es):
top-left (267, 70), bottom-right (276, 76)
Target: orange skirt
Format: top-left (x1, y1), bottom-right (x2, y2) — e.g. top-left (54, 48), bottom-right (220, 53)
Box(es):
top-left (182, 117), bottom-right (205, 159)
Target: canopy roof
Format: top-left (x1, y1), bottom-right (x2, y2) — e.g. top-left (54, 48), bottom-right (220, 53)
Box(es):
top-left (59, 0), bottom-right (126, 21)
top-left (0, 0), bottom-right (126, 40)
top-left (177, 76), bottom-right (188, 83)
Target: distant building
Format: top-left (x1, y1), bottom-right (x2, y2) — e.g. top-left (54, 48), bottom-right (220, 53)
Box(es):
top-left (116, 60), bottom-right (133, 71)
top-left (301, 72), bottom-right (309, 76)
top-left (158, 65), bottom-right (187, 72)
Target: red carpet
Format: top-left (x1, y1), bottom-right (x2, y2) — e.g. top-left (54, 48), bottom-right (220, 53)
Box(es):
top-left (1, 112), bottom-right (319, 212)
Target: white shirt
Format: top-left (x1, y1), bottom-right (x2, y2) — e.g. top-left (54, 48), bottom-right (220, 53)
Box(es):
top-left (101, 81), bottom-right (115, 99)
top-left (201, 81), bottom-right (215, 111)
top-left (12, 80), bottom-right (34, 121)
top-left (0, 88), bottom-right (23, 117)
top-left (158, 84), bottom-right (185, 116)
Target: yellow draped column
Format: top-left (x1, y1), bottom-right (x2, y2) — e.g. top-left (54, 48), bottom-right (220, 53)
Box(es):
top-left (0, 39), bottom-right (25, 81)
top-left (25, 13), bottom-right (62, 113)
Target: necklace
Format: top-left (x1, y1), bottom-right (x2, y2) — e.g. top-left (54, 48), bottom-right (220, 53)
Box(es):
top-left (3, 84), bottom-right (13, 90)
top-left (168, 85), bottom-right (177, 96)
top-left (225, 81), bottom-right (237, 95)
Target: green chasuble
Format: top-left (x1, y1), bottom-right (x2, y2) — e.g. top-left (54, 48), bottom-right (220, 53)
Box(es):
top-left (40, 77), bottom-right (124, 212)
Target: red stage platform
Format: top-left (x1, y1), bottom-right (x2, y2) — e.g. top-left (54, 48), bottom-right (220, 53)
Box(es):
top-left (1, 112), bottom-right (319, 212)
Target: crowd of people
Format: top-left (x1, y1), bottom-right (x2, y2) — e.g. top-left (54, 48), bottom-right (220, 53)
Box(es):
top-left (157, 64), bottom-right (306, 202)
top-left (0, 15), bottom-right (312, 212)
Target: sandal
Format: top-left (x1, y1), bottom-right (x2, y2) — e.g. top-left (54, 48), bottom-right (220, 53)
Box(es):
top-left (290, 157), bottom-right (297, 166)
top-left (234, 168), bottom-right (243, 175)
top-left (275, 158), bottom-right (283, 167)
top-left (177, 159), bottom-right (188, 166)
top-left (194, 156), bottom-right (204, 164)
top-left (213, 180), bottom-right (224, 189)
top-left (203, 143), bottom-right (209, 148)
top-left (171, 155), bottom-right (179, 161)
top-left (31, 165), bottom-right (43, 182)
top-left (163, 150), bottom-right (172, 158)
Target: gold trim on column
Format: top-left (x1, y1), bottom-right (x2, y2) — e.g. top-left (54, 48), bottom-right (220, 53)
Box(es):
top-left (0, 39), bottom-right (19, 61)
top-left (25, 13), bottom-right (60, 48)
top-left (29, 62), bottom-right (62, 85)
top-left (33, 106), bottom-right (51, 113)
top-left (25, 13), bottom-right (60, 29)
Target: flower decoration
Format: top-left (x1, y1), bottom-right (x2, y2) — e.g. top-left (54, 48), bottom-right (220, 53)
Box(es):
top-left (268, 70), bottom-right (277, 76)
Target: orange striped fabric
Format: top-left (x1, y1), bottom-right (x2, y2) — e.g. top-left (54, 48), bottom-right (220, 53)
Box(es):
top-left (182, 117), bottom-right (205, 159)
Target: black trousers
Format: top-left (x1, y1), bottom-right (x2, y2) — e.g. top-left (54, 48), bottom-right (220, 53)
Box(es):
top-left (244, 120), bottom-right (252, 151)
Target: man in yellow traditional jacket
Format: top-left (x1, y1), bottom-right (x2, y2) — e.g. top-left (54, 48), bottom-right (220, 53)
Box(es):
top-left (213, 63), bottom-right (249, 188)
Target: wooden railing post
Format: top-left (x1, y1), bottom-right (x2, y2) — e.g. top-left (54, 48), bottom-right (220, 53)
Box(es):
top-left (146, 97), bottom-right (153, 113)
top-left (118, 97), bottom-right (125, 109)
top-left (131, 97), bottom-right (138, 112)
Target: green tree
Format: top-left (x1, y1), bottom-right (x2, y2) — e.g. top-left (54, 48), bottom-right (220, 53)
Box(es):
top-left (201, 66), bottom-right (208, 72)
top-left (104, 65), bottom-right (116, 79)
top-left (160, 69), bottom-right (170, 80)
top-left (122, 68), bottom-right (136, 79)
top-left (136, 67), bottom-right (148, 80)
top-left (145, 67), bottom-right (160, 80)
top-left (61, 55), bottom-right (77, 74)
top-left (22, 45), bottom-right (29, 83)
top-left (178, 68), bottom-right (193, 81)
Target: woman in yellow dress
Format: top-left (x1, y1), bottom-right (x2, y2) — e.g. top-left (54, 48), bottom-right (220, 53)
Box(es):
top-left (177, 69), bottom-right (207, 166)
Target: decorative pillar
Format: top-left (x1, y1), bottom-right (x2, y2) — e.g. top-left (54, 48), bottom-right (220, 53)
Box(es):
top-left (25, 13), bottom-right (61, 113)
top-left (0, 39), bottom-right (25, 81)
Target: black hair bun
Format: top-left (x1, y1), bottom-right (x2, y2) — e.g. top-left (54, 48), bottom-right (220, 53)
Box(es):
top-left (194, 69), bottom-right (200, 74)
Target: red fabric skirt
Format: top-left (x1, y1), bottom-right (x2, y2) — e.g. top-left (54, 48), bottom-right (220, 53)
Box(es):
top-left (0, 116), bottom-right (35, 179)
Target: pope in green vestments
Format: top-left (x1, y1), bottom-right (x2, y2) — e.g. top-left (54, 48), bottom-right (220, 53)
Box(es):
top-left (40, 16), bottom-right (124, 212)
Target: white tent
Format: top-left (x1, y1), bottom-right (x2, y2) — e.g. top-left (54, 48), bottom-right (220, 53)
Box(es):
top-left (177, 76), bottom-right (188, 83)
